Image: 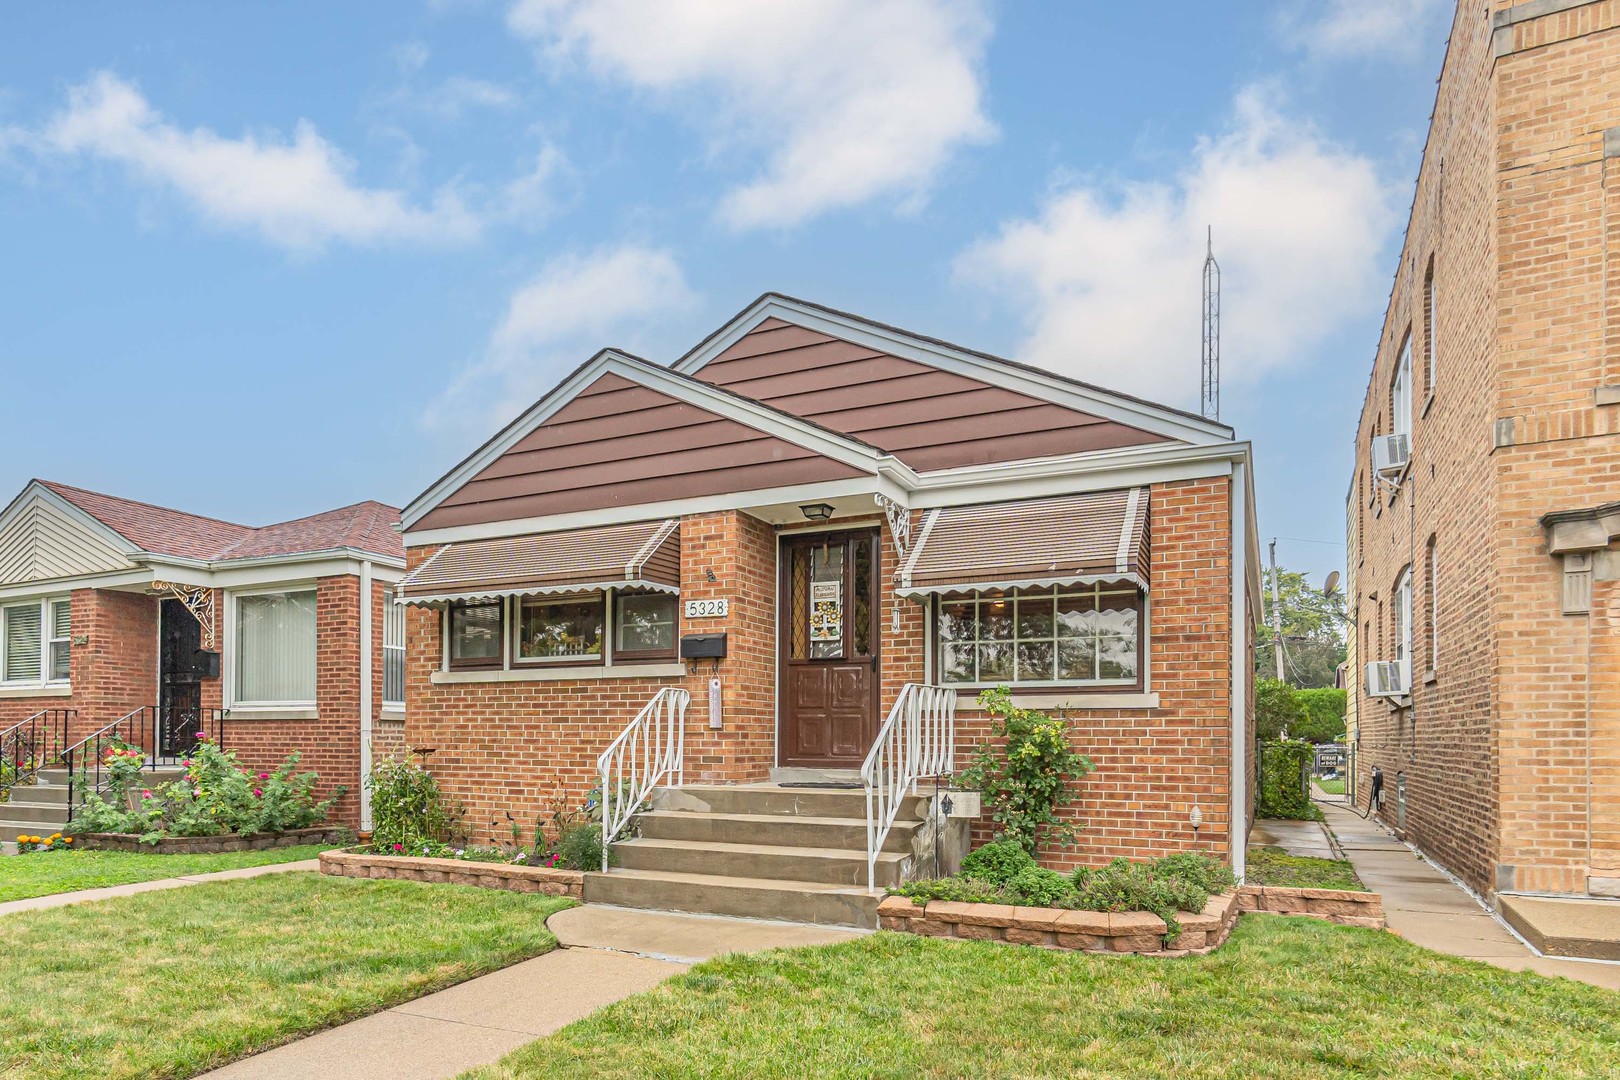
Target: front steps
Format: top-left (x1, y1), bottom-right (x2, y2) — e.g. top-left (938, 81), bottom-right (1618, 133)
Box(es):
top-left (1, 766), bottom-right (184, 851)
top-left (585, 782), bottom-right (944, 928)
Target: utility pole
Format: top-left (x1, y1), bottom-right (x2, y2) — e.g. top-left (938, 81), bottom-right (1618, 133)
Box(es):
top-left (1269, 538), bottom-right (1284, 681)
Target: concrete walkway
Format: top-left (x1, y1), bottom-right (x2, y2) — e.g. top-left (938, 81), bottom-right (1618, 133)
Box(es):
top-left (201, 905), bottom-right (865, 1079)
top-left (0, 858), bottom-right (320, 917)
top-left (1317, 801), bottom-right (1620, 991)
top-left (1248, 816), bottom-right (1337, 859)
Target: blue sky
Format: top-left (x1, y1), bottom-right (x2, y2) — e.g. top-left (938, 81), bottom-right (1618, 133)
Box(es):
top-left (0, 1), bottom-right (1452, 584)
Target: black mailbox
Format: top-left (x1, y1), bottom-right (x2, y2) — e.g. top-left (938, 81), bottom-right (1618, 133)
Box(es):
top-left (680, 633), bottom-right (727, 660)
top-left (195, 649), bottom-right (222, 679)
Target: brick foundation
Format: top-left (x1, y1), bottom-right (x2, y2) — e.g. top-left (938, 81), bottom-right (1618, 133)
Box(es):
top-left (74, 825), bottom-right (348, 854)
top-left (318, 848), bottom-right (584, 898)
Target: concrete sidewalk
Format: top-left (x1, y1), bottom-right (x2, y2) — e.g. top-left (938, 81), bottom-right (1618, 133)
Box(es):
top-left (0, 858), bottom-right (320, 917)
top-left (1317, 801), bottom-right (1620, 991)
top-left (1248, 817), bottom-right (1337, 859)
top-left (201, 904), bottom-right (865, 1079)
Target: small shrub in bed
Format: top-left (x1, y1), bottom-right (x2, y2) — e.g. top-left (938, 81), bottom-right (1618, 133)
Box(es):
top-left (959, 838), bottom-right (1036, 885)
top-left (890, 877), bottom-right (1019, 905)
top-left (1149, 852), bottom-right (1236, 895)
top-left (1006, 865), bottom-right (1075, 907)
top-left (1071, 858), bottom-right (1211, 942)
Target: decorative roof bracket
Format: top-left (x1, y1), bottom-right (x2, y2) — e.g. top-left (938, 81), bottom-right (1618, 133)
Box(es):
top-left (152, 581), bottom-right (216, 650)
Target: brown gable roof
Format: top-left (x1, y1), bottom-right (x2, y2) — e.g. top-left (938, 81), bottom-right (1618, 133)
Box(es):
top-left (38, 481), bottom-right (402, 563)
top-left (689, 317), bottom-right (1170, 471)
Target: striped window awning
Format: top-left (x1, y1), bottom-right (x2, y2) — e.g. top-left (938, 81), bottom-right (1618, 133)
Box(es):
top-left (398, 519), bottom-right (680, 606)
top-left (897, 489), bottom-right (1149, 598)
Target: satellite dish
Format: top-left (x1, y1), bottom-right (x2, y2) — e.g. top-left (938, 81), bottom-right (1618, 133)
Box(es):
top-left (1323, 571), bottom-right (1341, 596)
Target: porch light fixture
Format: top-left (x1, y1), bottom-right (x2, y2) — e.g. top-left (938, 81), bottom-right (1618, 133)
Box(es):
top-left (799, 503), bottom-right (835, 521)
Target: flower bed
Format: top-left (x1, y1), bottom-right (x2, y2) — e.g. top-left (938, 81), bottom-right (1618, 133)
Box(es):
top-left (73, 826), bottom-right (349, 855)
top-left (878, 884), bottom-right (1383, 956)
top-left (319, 848), bottom-right (584, 898)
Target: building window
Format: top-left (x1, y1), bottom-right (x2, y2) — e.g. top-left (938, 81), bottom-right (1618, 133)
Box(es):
top-left (448, 600), bottom-right (503, 669)
top-left (1392, 332), bottom-right (1413, 441)
top-left (1423, 257), bottom-right (1436, 394)
top-left (383, 588), bottom-right (405, 707)
top-left (2, 602), bottom-right (42, 683)
top-left (235, 590), bottom-right (318, 704)
top-left (614, 592), bottom-right (678, 660)
top-left (48, 599), bottom-right (71, 682)
top-left (936, 584), bottom-right (1142, 687)
top-left (516, 596), bottom-right (604, 663)
top-left (1426, 537), bottom-right (1438, 671)
top-left (1393, 568), bottom-right (1413, 673)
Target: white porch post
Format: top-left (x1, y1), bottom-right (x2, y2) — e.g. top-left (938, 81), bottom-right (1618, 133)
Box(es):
top-left (1229, 460), bottom-right (1249, 880)
top-left (359, 560), bottom-right (374, 832)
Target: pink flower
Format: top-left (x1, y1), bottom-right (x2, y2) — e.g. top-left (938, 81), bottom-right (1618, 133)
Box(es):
top-left (253, 789), bottom-right (262, 797)
top-left (392, 843), bottom-right (403, 852)
top-left (258, 773), bottom-right (269, 780)
top-left (141, 790), bottom-right (153, 799)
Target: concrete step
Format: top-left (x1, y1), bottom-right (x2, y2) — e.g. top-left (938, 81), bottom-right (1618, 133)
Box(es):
top-left (652, 782), bottom-right (929, 820)
top-left (583, 868), bottom-right (880, 928)
top-left (613, 837), bottom-right (912, 888)
top-left (3, 782), bottom-right (72, 806)
top-left (0, 800), bottom-right (74, 825)
top-left (635, 810), bottom-right (920, 852)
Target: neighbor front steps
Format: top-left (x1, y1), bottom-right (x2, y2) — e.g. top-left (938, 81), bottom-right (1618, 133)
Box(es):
top-left (0, 766), bottom-right (184, 849)
top-left (585, 782), bottom-right (933, 929)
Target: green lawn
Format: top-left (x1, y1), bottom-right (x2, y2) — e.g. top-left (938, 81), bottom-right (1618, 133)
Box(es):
top-left (0, 844), bottom-right (336, 902)
top-left (1315, 777), bottom-right (1346, 794)
top-left (465, 918), bottom-right (1620, 1079)
top-left (1246, 845), bottom-right (1366, 892)
top-left (0, 872), bottom-right (571, 1080)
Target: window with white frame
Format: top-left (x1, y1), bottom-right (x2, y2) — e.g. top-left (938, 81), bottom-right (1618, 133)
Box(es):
top-left (1393, 568), bottom-right (1413, 674)
top-left (444, 590), bottom-right (678, 670)
top-left (383, 588), bottom-right (405, 707)
top-left (936, 584), bottom-right (1143, 687)
top-left (1, 598), bottom-right (69, 685)
top-left (1392, 333), bottom-right (1413, 441)
top-left (235, 589), bottom-right (318, 704)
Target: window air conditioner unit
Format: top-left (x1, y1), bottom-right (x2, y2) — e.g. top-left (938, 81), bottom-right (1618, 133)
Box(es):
top-left (1365, 660), bottom-right (1410, 699)
top-left (1372, 433), bottom-right (1410, 477)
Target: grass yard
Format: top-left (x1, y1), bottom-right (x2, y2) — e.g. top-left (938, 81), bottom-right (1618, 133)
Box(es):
top-left (0, 871), bottom-right (571, 1080)
top-left (466, 918), bottom-right (1620, 1080)
top-left (1246, 845), bottom-right (1366, 892)
top-left (1315, 777), bottom-right (1346, 794)
top-left (0, 844), bottom-right (335, 902)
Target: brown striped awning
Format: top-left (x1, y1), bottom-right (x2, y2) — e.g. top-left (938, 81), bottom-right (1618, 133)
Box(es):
top-left (398, 519), bottom-right (680, 605)
top-left (897, 489), bottom-right (1148, 597)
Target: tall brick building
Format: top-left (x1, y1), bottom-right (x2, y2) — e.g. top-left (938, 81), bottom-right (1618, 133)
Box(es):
top-left (1350, 0), bottom-right (1620, 947)
top-left (400, 294), bottom-right (1258, 926)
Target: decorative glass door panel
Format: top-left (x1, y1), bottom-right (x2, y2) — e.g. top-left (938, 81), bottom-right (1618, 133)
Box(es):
top-left (780, 530), bottom-right (881, 767)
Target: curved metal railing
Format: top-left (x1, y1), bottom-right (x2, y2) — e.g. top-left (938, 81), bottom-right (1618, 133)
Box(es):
top-left (597, 687), bottom-right (691, 872)
top-left (861, 683), bottom-right (957, 890)
top-left (0, 709), bottom-right (74, 798)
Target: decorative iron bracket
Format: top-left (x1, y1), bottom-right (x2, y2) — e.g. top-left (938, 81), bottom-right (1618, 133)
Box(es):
top-left (874, 494), bottom-right (911, 561)
top-left (152, 582), bottom-right (216, 650)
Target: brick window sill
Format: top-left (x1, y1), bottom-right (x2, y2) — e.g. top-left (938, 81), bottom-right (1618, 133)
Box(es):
top-left (431, 663), bottom-right (687, 685)
top-left (1005, 691), bottom-right (1160, 710)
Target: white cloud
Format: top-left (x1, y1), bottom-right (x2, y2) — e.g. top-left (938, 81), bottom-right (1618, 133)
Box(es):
top-left (431, 76), bottom-right (519, 117)
top-left (500, 140), bottom-right (570, 220)
top-left (506, 0), bottom-right (995, 229)
top-left (1277, 0), bottom-right (1449, 61)
top-left (425, 244), bottom-right (699, 429)
top-left (955, 86), bottom-right (1398, 410)
top-left (34, 72), bottom-right (479, 251)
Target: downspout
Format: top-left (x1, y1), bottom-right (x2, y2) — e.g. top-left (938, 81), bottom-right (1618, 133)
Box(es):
top-left (359, 560), bottom-right (374, 832)
top-left (1230, 459), bottom-right (1249, 880)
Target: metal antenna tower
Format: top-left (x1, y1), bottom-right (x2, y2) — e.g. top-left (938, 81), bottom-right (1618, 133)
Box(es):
top-left (1201, 227), bottom-right (1220, 422)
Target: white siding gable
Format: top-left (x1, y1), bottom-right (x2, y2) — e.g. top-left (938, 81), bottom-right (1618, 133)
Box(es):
top-left (0, 488), bottom-right (138, 587)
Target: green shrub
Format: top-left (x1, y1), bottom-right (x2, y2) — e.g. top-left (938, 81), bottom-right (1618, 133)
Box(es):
top-left (556, 822), bottom-right (613, 871)
top-left (888, 877), bottom-right (1017, 904)
top-left (368, 755), bottom-right (451, 850)
top-left (1294, 688), bottom-right (1347, 743)
top-left (1151, 852), bottom-right (1236, 895)
top-left (1257, 739), bottom-right (1315, 819)
top-left (959, 839), bottom-right (1036, 885)
top-left (958, 687), bottom-right (1093, 854)
top-left (1255, 678), bottom-right (1306, 740)
top-left (1006, 865), bottom-right (1075, 907)
top-left (1070, 858), bottom-right (1209, 943)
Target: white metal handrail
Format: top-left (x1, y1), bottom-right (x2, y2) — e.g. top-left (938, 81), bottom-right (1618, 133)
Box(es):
top-left (861, 683), bottom-right (957, 890)
top-left (597, 687), bottom-right (690, 872)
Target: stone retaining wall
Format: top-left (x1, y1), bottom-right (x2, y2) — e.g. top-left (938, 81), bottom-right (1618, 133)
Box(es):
top-left (74, 826), bottom-right (349, 854)
top-left (319, 849), bottom-right (584, 898)
top-left (877, 885), bottom-right (1383, 956)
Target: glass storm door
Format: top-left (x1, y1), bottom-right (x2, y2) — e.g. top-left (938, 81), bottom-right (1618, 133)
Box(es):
top-left (779, 529), bottom-right (880, 767)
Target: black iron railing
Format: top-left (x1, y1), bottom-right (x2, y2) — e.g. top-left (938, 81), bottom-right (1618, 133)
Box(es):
top-left (0, 709), bottom-right (74, 800)
top-left (62, 706), bottom-right (230, 819)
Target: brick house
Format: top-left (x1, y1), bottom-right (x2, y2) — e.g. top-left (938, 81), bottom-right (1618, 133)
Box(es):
top-left (399, 295), bottom-right (1258, 925)
top-left (1350, 0), bottom-right (1620, 949)
top-left (0, 480), bottom-right (406, 831)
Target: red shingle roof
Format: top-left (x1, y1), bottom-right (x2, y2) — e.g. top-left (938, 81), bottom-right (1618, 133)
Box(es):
top-left (39, 481), bottom-right (402, 563)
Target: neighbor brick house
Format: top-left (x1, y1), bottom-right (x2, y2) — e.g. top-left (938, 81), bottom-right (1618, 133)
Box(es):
top-left (0, 480), bottom-right (406, 829)
top-left (398, 294), bottom-right (1258, 923)
top-left (1350, 0), bottom-right (1620, 950)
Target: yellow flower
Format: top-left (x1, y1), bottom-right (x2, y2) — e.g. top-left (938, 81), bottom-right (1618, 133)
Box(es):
top-left (13, 835), bottom-right (23, 843)
top-left (62, 837), bottom-right (72, 844)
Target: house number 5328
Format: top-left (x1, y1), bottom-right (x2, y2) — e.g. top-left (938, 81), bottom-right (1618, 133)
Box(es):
top-left (684, 598), bottom-right (728, 618)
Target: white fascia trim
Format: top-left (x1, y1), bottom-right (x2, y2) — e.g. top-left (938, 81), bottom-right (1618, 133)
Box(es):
top-left (0, 568), bottom-right (153, 601)
top-left (400, 349), bottom-right (908, 531)
top-left (673, 296), bottom-right (1234, 447)
top-left (910, 441), bottom-right (1249, 509)
top-left (140, 553), bottom-right (406, 591)
top-left (404, 474), bottom-right (914, 548)
top-left (0, 483), bottom-right (146, 560)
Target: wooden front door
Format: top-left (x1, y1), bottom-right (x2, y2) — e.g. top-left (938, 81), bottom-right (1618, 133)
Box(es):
top-left (779, 529), bottom-right (881, 767)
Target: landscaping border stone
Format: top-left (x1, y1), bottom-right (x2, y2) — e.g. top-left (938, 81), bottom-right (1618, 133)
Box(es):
top-left (74, 826), bottom-right (349, 854)
top-left (319, 848), bottom-right (584, 898)
top-left (877, 884), bottom-right (1383, 955)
